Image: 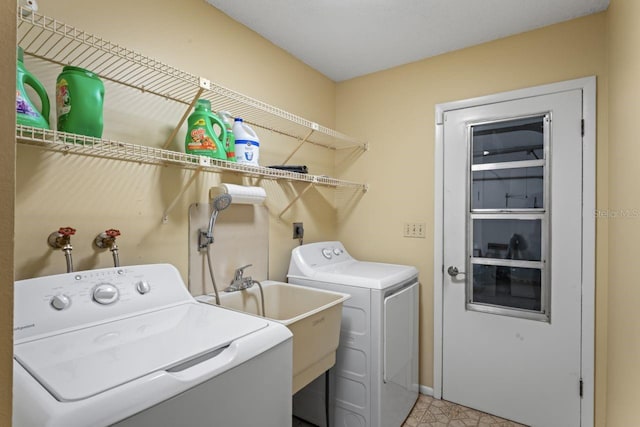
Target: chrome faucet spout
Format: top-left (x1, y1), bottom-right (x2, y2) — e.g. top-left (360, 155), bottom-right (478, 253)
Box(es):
top-left (223, 265), bottom-right (265, 317)
top-left (225, 264), bottom-right (254, 292)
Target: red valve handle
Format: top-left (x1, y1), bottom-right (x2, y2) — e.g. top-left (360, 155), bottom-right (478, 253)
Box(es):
top-left (58, 227), bottom-right (76, 236)
top-left (105, 229), bottom-right (121, 238)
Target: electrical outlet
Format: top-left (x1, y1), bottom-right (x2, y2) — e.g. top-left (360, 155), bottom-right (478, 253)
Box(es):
top-left (293, 222), bottom-right (304, 240)
top-left (404, 222), bottom-right (426, 238)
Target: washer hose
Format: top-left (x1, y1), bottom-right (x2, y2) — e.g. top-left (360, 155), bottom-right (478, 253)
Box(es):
top-left (252, 280), bottom-right (265, 317)
top-left (206, 244), bottom-right (221, 305)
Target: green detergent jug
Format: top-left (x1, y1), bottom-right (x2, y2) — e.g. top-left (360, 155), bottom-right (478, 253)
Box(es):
top-left (185, 99), bottom-right (227, 160)
top-left (16, 46), bottom-right (50, 129)
top-left (218, 111), bottom-right (236, 162)
top-left (56, 66), bottom-right (104, 138)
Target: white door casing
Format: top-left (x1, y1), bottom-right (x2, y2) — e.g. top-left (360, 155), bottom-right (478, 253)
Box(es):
top-left (433, 77), bottom-right (595, 427)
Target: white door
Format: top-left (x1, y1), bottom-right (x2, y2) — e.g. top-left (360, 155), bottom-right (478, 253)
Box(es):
top-left (442, 90), bottom-right (583, 426)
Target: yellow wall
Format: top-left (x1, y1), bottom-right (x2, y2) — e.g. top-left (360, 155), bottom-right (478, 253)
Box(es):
top-left (15, 0), bottom-right (339, 284)
top-left (606, 0), bottom-right (640, 425)
top-left (7, 1), bottom-right (639, 426)
top-left (335, 12), bottom-right (609, 424)
top-left (0, 1), bottom-right (16, 424)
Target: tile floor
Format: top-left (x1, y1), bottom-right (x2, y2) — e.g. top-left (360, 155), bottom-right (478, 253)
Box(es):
top-left (402, 394), bottom-right (528, 427)
top-left (293, 394), bottom-right (528, 427)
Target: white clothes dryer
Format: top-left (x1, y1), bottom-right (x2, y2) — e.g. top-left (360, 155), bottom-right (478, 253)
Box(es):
top-left (288, 242), bottom-right (419, 427)
top-left (13, 264), bottom-right (293, 427)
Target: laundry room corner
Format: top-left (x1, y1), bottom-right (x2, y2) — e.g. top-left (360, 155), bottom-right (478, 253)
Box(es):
top-left (9, 0), bottom-right (636, 424)
top-left (13, 0), bottom-right (341, 285)
top-left (335, 11), bottom-right (608, 398)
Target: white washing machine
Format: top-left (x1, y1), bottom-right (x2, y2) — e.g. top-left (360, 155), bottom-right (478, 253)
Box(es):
top-left (288, 242), bottom-right (419, 427)
top-left (13, 263), bottom-right (293, 427)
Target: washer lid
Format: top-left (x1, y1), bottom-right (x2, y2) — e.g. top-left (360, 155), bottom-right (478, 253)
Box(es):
top-left (14, 302), bottom-right (268, 402)
top-left (307, 260), bottom-right (418, 289)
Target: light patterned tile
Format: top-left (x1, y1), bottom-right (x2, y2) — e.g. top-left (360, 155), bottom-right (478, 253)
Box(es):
top-left (404, 415), bottom-right (419, 427)
top-left (442, 404), bottom-right (467, 419)
top-left (401, 395), bottom-right (529, 427)
top-left (419, 410), bottom-right (438, 423)
top-left (419, 422), bottom-right (448, 427)
top-left (431, 399), bottom-right (451, 408)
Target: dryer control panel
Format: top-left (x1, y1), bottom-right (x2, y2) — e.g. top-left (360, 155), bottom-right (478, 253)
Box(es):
top-left (292, 241), bottom-right (352, 268)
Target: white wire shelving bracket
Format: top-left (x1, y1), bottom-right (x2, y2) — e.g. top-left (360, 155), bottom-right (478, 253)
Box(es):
top-left (161, 167), bottom-right (203, 224)
top-left (17, 8), bottom-right (369, 153)
top-left (278, 183), bottom-right (314, 219)
top-left (16, 8), bottom-right (368, 221)
top-left (16, 126), bottom-right (367, 191)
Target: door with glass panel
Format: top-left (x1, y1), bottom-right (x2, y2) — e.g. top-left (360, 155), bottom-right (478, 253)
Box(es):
top-left (442, 90), bottom-right (583, 426)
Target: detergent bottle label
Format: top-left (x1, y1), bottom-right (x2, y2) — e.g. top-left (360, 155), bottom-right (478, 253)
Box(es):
top-left (16, 90), bottom-right (38, 117)
top-left (187, 119), bottom-right (219, 152)
top-left (235, 139), bottom-right (259, 164)
top-left (56, 79), bottom-right (71, 116)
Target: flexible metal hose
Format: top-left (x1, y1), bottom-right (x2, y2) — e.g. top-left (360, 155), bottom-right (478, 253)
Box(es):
top-left (63, 248), bottom-right (74, 273)
top-left (206, 244), bottom-right (221, 305)
top-left (252, 279), bottom-right (265, 317)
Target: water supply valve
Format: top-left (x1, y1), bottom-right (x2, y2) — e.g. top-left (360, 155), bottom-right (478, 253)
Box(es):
top-left (95, 229), bottom-right (122, 268)
top-left (94, 229), bottom-right (121, 249)
top-left (47, 227), bottom-right (76, 273)
top-left (47, 227), bottom-right (76, 249)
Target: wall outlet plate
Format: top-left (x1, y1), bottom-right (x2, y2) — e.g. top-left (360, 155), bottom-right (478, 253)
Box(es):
top-left (404, 222), bottom-right (426, 238)
top-left (293, 222), bottom-right (304, 239)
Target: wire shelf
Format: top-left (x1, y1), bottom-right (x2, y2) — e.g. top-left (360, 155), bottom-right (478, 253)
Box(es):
top-left (16, 8), bottom-right (367, 151)
top-left (16, 125), bottom-right (367, 190)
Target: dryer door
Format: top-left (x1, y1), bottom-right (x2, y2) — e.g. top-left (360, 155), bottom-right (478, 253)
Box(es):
top-left (383, 281), bottom-right (418, 383)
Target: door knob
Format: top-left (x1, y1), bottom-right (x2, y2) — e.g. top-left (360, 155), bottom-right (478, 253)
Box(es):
top-left (447, 266), bottom-right (466, 277)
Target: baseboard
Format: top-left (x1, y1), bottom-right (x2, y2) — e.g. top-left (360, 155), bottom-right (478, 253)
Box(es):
top-left (419, 385), bottom-right (434, 396)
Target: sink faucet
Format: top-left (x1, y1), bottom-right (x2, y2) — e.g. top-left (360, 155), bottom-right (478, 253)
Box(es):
top-left (225, 264), bottom-right (255, 292)
top-left (224, 264), bottom-right (266, 317)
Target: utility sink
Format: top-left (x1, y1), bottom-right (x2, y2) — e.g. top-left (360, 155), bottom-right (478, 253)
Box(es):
top-left (199, 281), bottom-right (349, 394)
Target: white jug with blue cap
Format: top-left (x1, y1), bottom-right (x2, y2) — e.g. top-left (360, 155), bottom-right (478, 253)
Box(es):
top-left (232, 118), bottom-right (260, 166)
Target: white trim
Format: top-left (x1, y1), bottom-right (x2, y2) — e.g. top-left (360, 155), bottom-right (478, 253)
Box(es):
top-left (580, 77), bottom-right (596, 427)
top-left (433, 76), bottom-right (596, 426)
top-left (419, 385), bottom-right (434, 396)
top-left (433, 118), bottom-right (444, 400)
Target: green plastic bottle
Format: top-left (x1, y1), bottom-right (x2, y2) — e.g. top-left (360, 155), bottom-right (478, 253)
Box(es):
top-left (218, 111), bottom-right (236, 162)
top-left (56, 65), bottom-right (104, 138)
top-left (185, 99), bottom-right (227, 160)
top-left (16, 46), bottom-right (50, 129)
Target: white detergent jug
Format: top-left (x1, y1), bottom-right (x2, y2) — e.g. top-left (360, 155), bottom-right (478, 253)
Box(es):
top-left (232, 118), bottom-right (260, 166)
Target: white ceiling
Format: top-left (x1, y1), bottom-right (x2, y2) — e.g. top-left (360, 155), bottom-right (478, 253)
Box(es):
top-left (206, 0), bottom-right (609, 82)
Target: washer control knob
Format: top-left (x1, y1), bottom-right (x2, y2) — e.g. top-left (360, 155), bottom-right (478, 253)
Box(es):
top-left (50, 294), bottom-right (71, 311)
top-left (93, 284), bottom-right (119, 305)
top-left (135, 280), bottom-right (151, 295)
top-left (333, 247), bottom-right (343, 256)
top-left (321, 248), bottom-right (333, 259)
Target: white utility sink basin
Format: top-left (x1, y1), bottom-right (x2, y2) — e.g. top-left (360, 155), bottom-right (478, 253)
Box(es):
top-left (198, 281), bottom-right (349, 394)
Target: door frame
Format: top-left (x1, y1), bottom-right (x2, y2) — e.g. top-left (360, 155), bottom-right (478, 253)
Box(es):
top-left (433, 77), bottom-right (596, 426)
